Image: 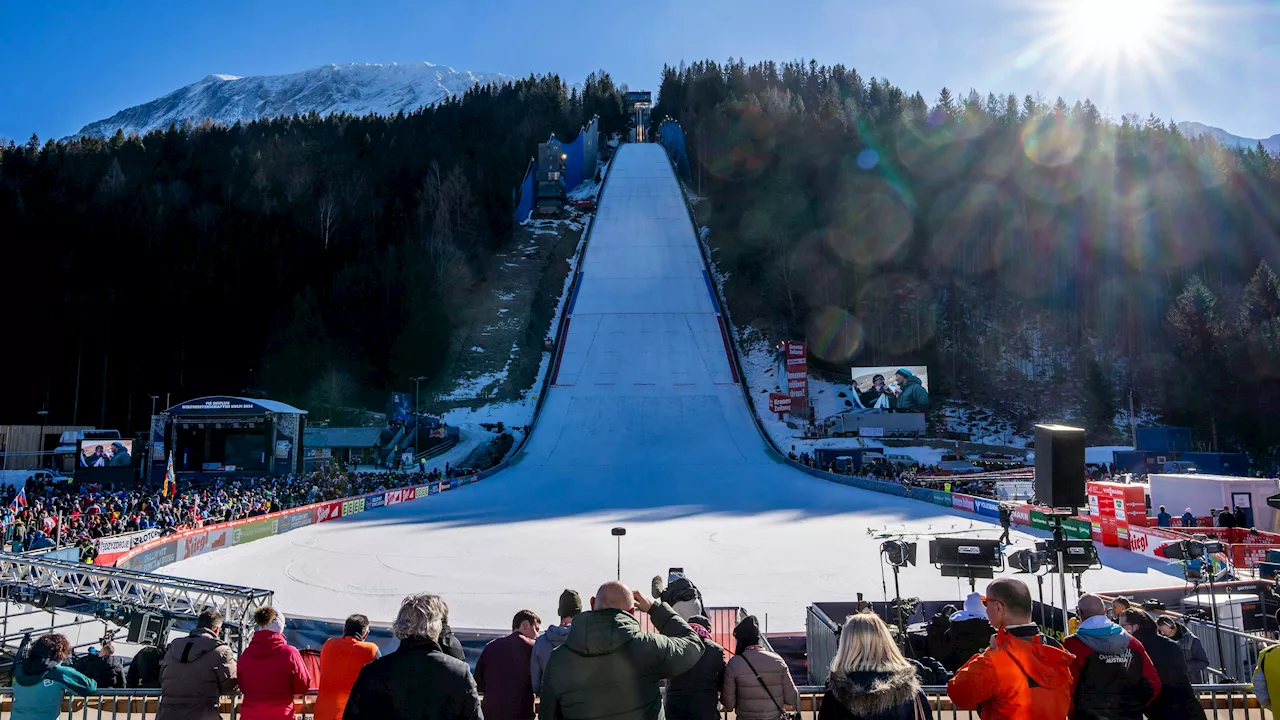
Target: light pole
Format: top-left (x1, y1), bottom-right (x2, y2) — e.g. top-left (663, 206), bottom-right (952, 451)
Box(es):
top-left (35, 410), bottom-right (49, 470)
top-left (411, 376), bottom-right (427, 416)
top-left (611, 527), bottom-right (627, 580)
top-left (150, 395), bottom-right (160, 419)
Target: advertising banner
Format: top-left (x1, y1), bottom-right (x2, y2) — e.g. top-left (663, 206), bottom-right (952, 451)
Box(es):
top-left (930, 491), bottom-right (953, 507)
top-left (385, 489), bottom-right (405, 506)
top-left (177, 530), bottom-right (209, 561)
top-left (1063, 518), bottom-right (1092, 540)
top-left (974, 498), bottom-right (1001, 519)
top-left (367, 494), bottom-right (386, 509)
top-left (94, 529), bottom-right (159, 555)
top-left (1030, 510), bottom-right (1049, 531)
top-left (283, 511), bottom-right (313, 532)
top-left (1230, 544), bottom-right (1280, 568)
top-left (314, 501), bottom-right (342, 524)
top-left (415, 485), bottom-right (429, 499)
top-left (342, 498), bottom-right (367, 516)
top-left (233, 518), bottom-right (279, 546)
top-left (785, 342), bottom-right (808, 402)
top-left (768, 393), bottom-right (792, 414)
top-left (429, 483), bottom-right (440, 495)
top-left (1128, 525), bottom-right (1185, 560)
top-left (440, 481), bottom-right (453, 492)
top-left (131, 542), bottom-right (178, 573)
top-left (1011, 505), bottom-right (1032, 526)
top-left (952, 495), bottom-right (975, 513)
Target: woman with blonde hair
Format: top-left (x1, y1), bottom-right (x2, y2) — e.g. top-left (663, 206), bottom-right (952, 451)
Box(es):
top-left (818, 613), bottom-right (932, 720)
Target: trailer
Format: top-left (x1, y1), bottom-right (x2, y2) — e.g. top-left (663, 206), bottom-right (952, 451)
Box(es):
top-left (1148, 473), bottom-right (1280, 532)
top-left (824, 411), bottom-right (925, 438)
top-left (813, 448), bottom-right (885, 472)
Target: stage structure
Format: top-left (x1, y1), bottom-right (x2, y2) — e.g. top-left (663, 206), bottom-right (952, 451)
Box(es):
top-left (148, 396), bottom-right (307, 481)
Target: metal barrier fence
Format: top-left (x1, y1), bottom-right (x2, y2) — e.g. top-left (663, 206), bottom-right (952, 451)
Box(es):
top-left (806, 604), bottom-right (840, 685)
top-left (0, 685), bottom-right (1259, 719)
top-left (1186, 615), bottom-right (1279, 684)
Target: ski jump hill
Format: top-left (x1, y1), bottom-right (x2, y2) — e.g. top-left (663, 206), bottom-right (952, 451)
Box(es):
top-left (161, 144), bottom-right (1174, 632)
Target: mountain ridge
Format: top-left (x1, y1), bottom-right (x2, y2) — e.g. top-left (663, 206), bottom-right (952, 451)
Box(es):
top-left (74, 61), bottom-right (512, 138)
top-left (1176, 121), bottom-right (1280, 153)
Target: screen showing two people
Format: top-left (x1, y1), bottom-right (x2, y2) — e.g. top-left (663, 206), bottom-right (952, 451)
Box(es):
top-left (850, 366), bottom-right (930, 412)
top-left (79, 439), bottom-right (132, 468)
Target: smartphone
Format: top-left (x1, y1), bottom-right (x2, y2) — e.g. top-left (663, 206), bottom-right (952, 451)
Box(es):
top-left (668, 567), bottom-right (684, 583)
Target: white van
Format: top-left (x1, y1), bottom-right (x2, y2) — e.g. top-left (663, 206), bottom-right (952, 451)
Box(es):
top-left (0, 469), bottom-right (65, 493)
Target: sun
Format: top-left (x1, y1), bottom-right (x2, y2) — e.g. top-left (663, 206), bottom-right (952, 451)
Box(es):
top-left (1025, 0), bottom-right (1203, 89)
top-left (1062, 0), bottom-right (1169, 57)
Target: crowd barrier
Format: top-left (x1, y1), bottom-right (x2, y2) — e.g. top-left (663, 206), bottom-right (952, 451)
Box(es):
top-left (0, 684), bottom-right (1258, 719)
top-left (112, 474), bottom-right (489, 573)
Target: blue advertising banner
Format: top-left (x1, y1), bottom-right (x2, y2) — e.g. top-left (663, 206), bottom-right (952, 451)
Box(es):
top-left (367, 494), bottom-right (385, 509)
top-left (974, 498), bottom-right (1001, 518)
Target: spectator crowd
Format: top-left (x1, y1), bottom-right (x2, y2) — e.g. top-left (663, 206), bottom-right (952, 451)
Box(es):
top-left (0, 465), bottom-right (466, 560)
top-left (3, 572), bottom-right (1240, 720)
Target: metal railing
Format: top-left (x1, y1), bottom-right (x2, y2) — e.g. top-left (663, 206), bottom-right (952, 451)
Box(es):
top-left (0, 685), bottom-right (1258, 720)
top-left (1186, 615), bottom-right (1279, 684)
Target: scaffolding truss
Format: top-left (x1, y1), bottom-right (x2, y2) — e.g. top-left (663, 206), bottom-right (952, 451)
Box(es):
top-left (0, 551), bottom-right (272, 631)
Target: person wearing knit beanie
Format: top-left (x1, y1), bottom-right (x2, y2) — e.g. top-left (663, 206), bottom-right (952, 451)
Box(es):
top-left (558, 589), bottom-right (583, 621)
top-left (532, 590), bottom-right (582, 695)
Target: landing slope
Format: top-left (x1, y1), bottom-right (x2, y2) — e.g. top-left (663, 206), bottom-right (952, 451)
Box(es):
top-left (162, 144), bottom-right (1176, 631)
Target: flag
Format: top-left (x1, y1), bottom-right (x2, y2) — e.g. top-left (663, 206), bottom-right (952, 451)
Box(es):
top-left (9, 488), bottom-right (27, 510)
top-left (163, 452), bottom-right (176, 498)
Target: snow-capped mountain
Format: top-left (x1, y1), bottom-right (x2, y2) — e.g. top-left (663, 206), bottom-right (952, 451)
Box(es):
top-left (1177, 121), bottom-right (1280, 153)
top-left (75, 62), bottom-right (510, 138)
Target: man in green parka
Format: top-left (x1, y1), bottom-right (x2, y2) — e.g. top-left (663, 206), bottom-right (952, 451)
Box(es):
top-left (894, 368), bottom-right (930, 412)
top-left (539, 581), bottom-right (704, 720)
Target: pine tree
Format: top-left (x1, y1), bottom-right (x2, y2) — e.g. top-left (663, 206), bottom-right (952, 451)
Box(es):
top-left (935, 87), bottom-right (956, 119)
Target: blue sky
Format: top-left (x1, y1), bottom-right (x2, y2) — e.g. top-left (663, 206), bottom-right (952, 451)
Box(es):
top-left (1, 0), bottom-right (1276, 141)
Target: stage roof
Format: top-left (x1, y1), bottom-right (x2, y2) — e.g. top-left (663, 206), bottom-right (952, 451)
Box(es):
top-left (164, 396), bottom-right (308, 417)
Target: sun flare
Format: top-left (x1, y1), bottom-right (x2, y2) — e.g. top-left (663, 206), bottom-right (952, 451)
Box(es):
top-left (1062, 0), bottom-right (1170, 57)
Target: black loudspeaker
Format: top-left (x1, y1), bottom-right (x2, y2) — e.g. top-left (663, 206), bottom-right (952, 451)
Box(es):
top-left (1034, 424), bottom-right (1086, 509)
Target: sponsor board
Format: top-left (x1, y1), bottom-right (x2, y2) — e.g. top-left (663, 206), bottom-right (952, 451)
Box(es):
top-left (178, 531), bottom-right (210, 561)
top-left (1011, 506), bottom-right (1032, 526)
top-left (95, 528), bottom-right (161, 555)
top-left (385, 489), bottom-right (404, 506)
top-left (769, 393), bottom-right (792, 414)
top-left (1128, 525), bottom-right (1185, 560)
top-left (130, 542), bottom-right (178, 573)
top-left (342, 498), bottom-right (366, 516)
top-left (1030, 510), bottom-right (1049, 531)
top-left (233, 518), bottom-right (279, 546)
top-left (314, 501), bottom-right (343, 523)
top-left (429, 483), bottom-right (440, 495)
top-left (1063, 518), bottom-right (1092, 540)
top-left (974, 498), bottom-right (1001, 519)
top-left (440, 481), bottom-right (453, 492)
top-left (367, 494), bottom-right (385, 509)
top-left (930, 491), bottom-right (952, 507)
top-left (284, 511), bottom-right (313, 532)
top-left (415, 486), bottom-right (429, 499)
top-left (952, 495), bottom-right (975, 513)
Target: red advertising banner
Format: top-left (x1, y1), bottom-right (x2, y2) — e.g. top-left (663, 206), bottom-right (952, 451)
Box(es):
top-left (785, 342), bottom-right (808, 402)
top-left (385, 489), bottom-right (405, 506)
top-left (768, 393), bottom-right (792, 414)
top-left (314, 501), bottom-right (343, 524)
top-left (1010, 506), bottom-right (1031, 526)
top-left (952, 495), bottom-right (976, 513)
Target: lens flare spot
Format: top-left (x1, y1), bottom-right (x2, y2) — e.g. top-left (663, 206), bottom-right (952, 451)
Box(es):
top-left (808, 306), bottom-right (864, 364)
top-left (856, 148), bottom-right (879, 170)
top-left (822, 178), bottom-right (914, 266)
top-left (1021, 116), bottom-right (1084, 167)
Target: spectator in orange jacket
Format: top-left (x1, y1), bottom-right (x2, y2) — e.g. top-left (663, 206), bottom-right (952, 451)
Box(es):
top-left (313, 614), bottom-right (380, 720)
top-left (947, 578), bottom-right (1075, 720)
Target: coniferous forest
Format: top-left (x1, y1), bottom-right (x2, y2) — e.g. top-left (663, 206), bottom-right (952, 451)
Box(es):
top-left (0, 73), bottom-right (627, 429)
top-left (652, 60), bottom-right (1280, 456)
top-left (5, 59), bottom-right (1280, 457)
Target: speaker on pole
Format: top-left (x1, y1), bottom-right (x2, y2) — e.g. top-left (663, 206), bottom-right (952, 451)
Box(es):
top-left (1034, 424), bottom-right (1086, 509)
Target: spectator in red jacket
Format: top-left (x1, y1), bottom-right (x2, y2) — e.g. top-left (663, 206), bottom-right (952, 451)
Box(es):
top-left (236, 606), bottom-right (312, 720)
top-left (1063, 594), bottom-right (1160, 720)
top-left (476, 609), bottom-right (541, 720)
